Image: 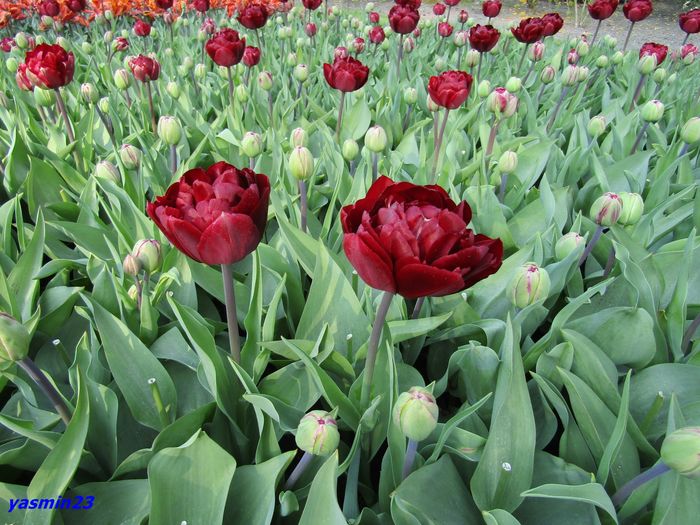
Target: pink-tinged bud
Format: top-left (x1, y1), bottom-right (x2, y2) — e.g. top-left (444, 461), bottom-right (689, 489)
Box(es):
top-left (438, 22), bottom-right (453, 38)
top-left (508, 263), bottom-right (551, 308)
top-left (403, 36), bottom-right (415, 53)
top-left (540, 65), bottom-right (556, 84)
top-left (487, 87), bottom-right (518, 117)
top-left (305, 23), bottom-right (317, 37)
top-left (640, 99), bottom-right (664, 123)
top-left (561, 65), bottom-right (579, 86)
top-left (393, 386), bottom-right (439, 442)
top-left (529, 41), bottom-right (544, 61)
top-left (352, 37), bottom-right (365, 53)
top-left (682, 44), bottom-right (698, 65)
top-left (413, 27), bottom-right (422, 38)
top-left (459, 9), bottom-right (469, 24)
top-left (555, 232), bottom-right (585, 261)
top-left (334, 46), bottom-right (348, 59)
top-left (567, 48), bottom-right (579, 64)
top-left (295, 410), bottom-right (340, 456)
top-left (453, 30), bottom-right (468, 47)
top-left (123, 254), bottom-right (142, 276)
top-left (590, 192), bottom-right (622, 226)
top-left (617, 193), bottom-right (644, 225)
top-left (369, 11), bottom-right (380, 24)
top-left (465, 49), bottom-right (480, 67)
top-left (132, 239), bottom-right (162, 273)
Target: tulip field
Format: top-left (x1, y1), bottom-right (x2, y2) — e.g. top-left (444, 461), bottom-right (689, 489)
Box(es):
top-left (2, 0), bottom-right (700, 523)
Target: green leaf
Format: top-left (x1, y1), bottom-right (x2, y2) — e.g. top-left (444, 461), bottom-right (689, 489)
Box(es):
top-left (8, 209), bottom-right (45, 321)
top-left (62, 480), bottom-right (150, 525)
top-left (483, 509), bottom-right (521, 525)
top-left (596, 372), bottom-right (631, 485)
top-left (387, 312), bottom-right (452, 344)
top-left (299, 452), bottom-right (347, 525)
top-left (521, 483), bottom-right (618, 524)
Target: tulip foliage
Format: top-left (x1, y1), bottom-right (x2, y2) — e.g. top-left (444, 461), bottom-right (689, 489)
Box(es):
top-left (1, 0), bottom-right (700, 524)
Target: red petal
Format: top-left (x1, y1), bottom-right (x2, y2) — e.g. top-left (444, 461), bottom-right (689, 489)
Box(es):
top-left (396, 263), bottom-right (465, 298)
top-left (197, 212), bottom-right (260, 265)
top-left (343, 234), bottom-right (396, 293)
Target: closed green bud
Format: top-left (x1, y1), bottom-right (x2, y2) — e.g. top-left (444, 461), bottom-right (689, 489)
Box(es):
top-left (505, 76), bottom-right (522, 93)
top-left (476, 79), bottom-right (491, 98)
top-left (342, 139), bottom-right (360, 161)
top-left (653, 67), bottom-right (666, 83)
top-left (0, 313), bottom-right (31, 366)
top-left (576, 66), bottom-right (589, 82)
top-left (123, 254), bottom-right (141, 276)
top-left (98, 97), bottom-right (110, 113)
top-left (158, 116), bottom-right (182, 145)
top-left (177, 65), bottom-right (188, 77)
top-left (286, 52), bottom-right (298, 67)
top-left (258, 71), bottom-right (273, 91)
top-left (81, 42), bottom-right (92, 54)
top-left (465, 49), bottom-right (480, 67)
top-left (661, 427), bottom-right (700, 478)
top-left (681, 117), bottom-right (700, 144)
top-left (587, 115), bottom-right (607, 137)
top-left (667, 73), bottom-right (677, 85)
top-left (365, 2), bottom-right (375, 12)
top-left (604, 35), bottom-right (617, 48)
top-left (166, 81), bottom-right (180, 99)
top-left (289, 146), bottom-right (314, 180)
top-left (590, 192), bottom-right (622, 226)
top-left (640, 99), bottom-right (664, 123)
top-left (508, 263), bottom-right (551, 308)
top-left (294, 64), bottom-right (309, 83)
top-left (290, 128), bottom-right (307, 148)
top-left (365, 125), bottom-right (387, 153)
top-left (576, 40), bottom-right (589, 57)
top-left (56, 37), bottom-right (69, 49)
top-left (241, 131), bottom-right (263, 158)
top-left (114, 68), bottom-right (131, 90)
top-left (540, 65), bottom-right (556, 84)
top-left (295, 410), bottom-right (339, 456)
top-left (561, 65), bottom-right (578, 86)
top-left (435, 57), bottom-right (447, 72)
top-left (498, 151), bottom-right (518, 174)
top-left (403, 87), bottom-right (418, 105)
top-left (617, 192), bottom-right (643, 225)
top-left (611, 50), bottom-right (624, 64)
top-left (34, 87), bottom-right (55, 107)
top-left (94, 160), bottom-right (120, 183)
top-left (637, 54), bottom-right (656, 74)
top-left (596, 55), bottom-right (609, 68)
top-left (393, 386), bottom-right (439, 442)
top-left (81, 83), bottom-right (98, 104)
top-left (235, 84), bottom-right (249, 102)
top-left (164, 47), bottom-right (173, 58)
top-left (183, 56), bottom-right (194, 71)
top-left (555, 232), bottom-right (585, 261)
top-left (381, 38), bottom-right (391, 51)
top-left (6, 57), bottom-right (18, 73)
top-left (104, 31), bottom-right (114, 44)
top-left (120, 144), bottom-right (142, 170)
top-left (132, 239), bottom-right (162, 273)
top-left (15, 32), bottom-right (29, 49)
top-left (194, 63), bottom-right (206, 80)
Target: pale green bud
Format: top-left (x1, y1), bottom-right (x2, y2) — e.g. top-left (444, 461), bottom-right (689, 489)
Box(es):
top-left (540, 65), bottom-right (555, 84)
top-left (637, 54), bottom-right (657, 75)
top-left (555, 232), bottom-right (585, 261)
top-left (587, 115), bottom-right (607, 137)
top-left (98, 97), bottom-right (110, 113)
top-left (194, 63), bottom-right (206, 80)
top-left (34, 87), bottom-right (55, 107)
top-left (295, 410), bottom-right (340, 456)
top-left (393, 386), bottom-right (439, 442)
top-left (258, 71), bottom-right (273, 91)
top-left (498, 151), bottom-right (518, 174)
top-left (403, 87), bottom-right (418, 105)
top-left (681, 117), bottom-right (700, 144)
top-left (120, 144), bottom-right (142, 170)
top-left (132, 239), bottom-right (162, 274)
top-left (342, 139), bottom-right (360, 161)
top-left (289, 146), bottom-right (314, 180)
top-left (94, 160), bottom-right (120, 183)
top-left (157, 116), bottom-right (182, 145)
top-left (612, 51), bottom-right (624, 64)
top-left (0, 313), bottom-right (31, 366)
top-left (166, 81), bottom-right (180, 99)
top-left (617, 192), bottom-right (644, 225)
top-left (653, 67), bottom-right (666, 83)
top-left (596, 55), bottom-right (609, 68)
top-left (294, 64), bottom-right (309, 83)
top-left (114, 68), bottom-right (131, 90)
top-left (505, 76), bottom-right (522, 93)
top-left (123, 254), bottom-right (141, 276)
top-left (235, 84), bottom-right (249, 102)
top-left (81, 83), bottom-right (98, 105)
top-left (477, 79), bottom-right (491, 98)
top-left (465, 49), bottom-right (480, 67)
top-left (640, 100), bottom-right (664, 123)
top-left (661, 427), bottom-right (700, 478)
top-left (290, 128), bottom-right (308, 148)
top-left (365, 125), bottom-right (387, 153)
top-left (241, 131), bottom-right (263, 158)
top-left (5, 57), bottom-right (18, 73)
top-left (508, 263), bottom-right (551, 308)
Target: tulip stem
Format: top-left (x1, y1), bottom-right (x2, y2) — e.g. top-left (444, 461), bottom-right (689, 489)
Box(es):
top-left (371, 152), bottom-right (378, 183)
top-left (335, 91), bottom-right (346, 141)
top-left (682, 33), bottom-right (690, 47)
top-left (54, 88), bottom-right (81, 169)
top-left (477, 52), bottom-right (483, 84)
top-left (17, 357), bottom-right (71, 426)
top-left (498, 173), bottom-right (508, 203)
top-left (145, 82), bottom-right (157, 134)
top-left (299, 180), bottom-right (308, 233)
top-left (457, 46), bottom-right (464, 69)
top-left (630, 122), bottom-right (649, 154)
top-left (411, 297), bottom-right (425, 320)
top-left (622, 22), bottom-right (635, 53)
top-left (603, 247), bottom-right (616, 277)
top-left (134, 275), bottom-right (143, 311)
top-left (682, 312), bottom-right (700, 354)
top-left (285, 451), bottom-right (314, 490)
top-left (430, 109), bottom-right (451, 184)
top-left (221, 264), bottom-right (241, 363)
top-left (546, 87), bottom-right (569, 132)
top-left (402, 439), bottom-right (419, 480)
top-left (612, 462), bottom-right (671, 507)
top-left (226, 66), bottom-right (235, 113)
top-left (148, 377), bottom-right (170, 429)
top-left (517, 44), bottom-right (529, 76)
top-left (402, 104), bottom-right (413, 133)
top-left (169, 144), bottom-right (178, 174)
top-left (396, 34), bottom-right (404, 79)
top-left (590, 20), bottom-right (602, 47)
top-left (629, 74), bottom-right (647, 112)
top-left (579, 225), bottom-right (604, 267)
top-left (360, 292), bottom-right (394, 409)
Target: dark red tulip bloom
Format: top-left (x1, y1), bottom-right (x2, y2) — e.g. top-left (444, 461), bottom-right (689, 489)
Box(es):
top-left (114, 36), bottom-right (129, 51)
top-left (511, 17), bottom-right (545, 43)
top-left (323, 55), bottom-right (369, 92)
top-left (1, 37), bottom-right (15, 53)
top-left (134, 19), bottom-right (152, 37)
top-left (341, 176), bottom-right (503, 298)
top-left (433, 3), bottom-right (446, 15)
top-left (541, 13), bottom-right (563, 36)
top-left (428, 70), bottom-right (472, 109)
top-left (192, 0), bottom-right (209, 13)
top-left (396, 0), bottom-right (422, 8)
top-left (237, 4), bottom-right (269, 30)
top-left (353, 37), bottom-right (366, 54)
top-left (680, 9), bottom-right (700, 34)
top-left (16, 64), bottom-right (33, 91)
top-left (302, 0), bottom-right (323, 10)
top-left (639, 42), bottom-right (668, 64)
top-left (587, 0), bottom-right (618, 20)
top-left (129, 54), bottom-right (161, 82)
top-left (459, 9), bottom-right (469, 23)
top-left (682, 43), bottom-right (698, 59)
top-left (147, 162), bottom-right (270, 265)
top-left (369, 11), bottom-right (380, 24)
top-left (438, 22), bottom-right (453, 37)
top-left (482, 0), bottom-right (502, 18)
top-left (369, 26), bottom-right (386, 44)
top-left (205, 28), bottom-right (246, 67)
top-left (242, 46), bottom-right (261, 67)
top-left (66, 0), bottom-right (86, 13)
top-left (38, 0), bottom-right (60, 17)
top-left (24, 43), bottom-right (74, 89)
top-left (445, 0), bottom-right (460, 6)
top-left (155, 0), bottom-right (173, 9)
top-left (469, 24), bottom-right (500, 52)
top-left (201, 17), bottom-right (216, 34)
top-left (305, 22), bottom-right (317, 37)
top-left (389, 5), bottom-right (420, 34)
top-left (623, 0), bottom-right (652, 22)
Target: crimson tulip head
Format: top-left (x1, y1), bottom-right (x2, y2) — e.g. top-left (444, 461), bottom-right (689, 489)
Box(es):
top-left (433, 3), bottom-right (446, 16)
top-left (639, 42), bottom-right (668, 65)
top-left (243, 46), bottom-right (261, 68)
top-left (369, 26), bottom-right (386, 44)
top-left (511, 17), bottom-right (545, 44)
top-left (16, 64), bottom-right (33, 91)
top-left (237, 4), bottom-right (269, 30)
top-left (147, 162), bottom-right (270, 266)
top-left (682, 43), bottom-right (698, 61)
top-left (445, 0), bottom-right (460, 6)
top-left (155, 0), bottom-right (173, 9)
top-left (438, 22), bottom-right (453, 38)
top-left (38, 0), bottom-right (60, 17)
top-left (24, 43), bottom-right (74, 89)
top-left (114, 37), bottom-right (129, 52)
top-left (1, 37), bottom-right (15, 53)
top-left (587, 0), bottom-right (619, 20)
top-left (302, 0), bottom-right (323, 10)
top-left (129, 54), bottom-right (160, 83)
top-left (305, 23), bottom-right (317, 37)
top-left (341, 176), bottom-right (503, 298)
top-left (468, 24), bottom-right (500, 53)
top-left (541, 13), bottom-right (564, 36)
top-left (66, 0), bottom-right (86, 13)
top-left (369, 11), bottom-right (380, 24)
top-left (482, 0), bottom-right (502, 18)
top-left (459, 10), bottom-right (469, 23)
top-left (192, 0), bottom-right (209, 13)
top-left (389, 5), bottom-right (421, 34)
top-left (134, 19), bottom-right (152, 37)
top-left (428, 70), bottom-right (472, 109)
top-left (623, 0), bottom-right (653, 22)
top-left (205, 28), bottom-right (246, 67)
top-left (680, 9), bottom-right (700, 34)
top-left (323, 55), bottom-right (369, 92)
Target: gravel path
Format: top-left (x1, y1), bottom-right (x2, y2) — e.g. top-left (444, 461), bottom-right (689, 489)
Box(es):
top-left (357, 0), bottom-right (692, 52)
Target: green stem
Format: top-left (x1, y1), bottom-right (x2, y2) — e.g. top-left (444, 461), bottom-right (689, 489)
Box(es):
top-left (17, 358), bottom-right (71, 426)
top-left (221, 264), bottom-right (241, 363)
top-left (360, 292), bottom-right (394, 408)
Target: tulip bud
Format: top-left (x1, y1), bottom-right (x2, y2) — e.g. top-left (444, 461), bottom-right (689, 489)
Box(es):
top-left (508, 263), bottom-right (551, 308)
top-left (568, 37), bottom-right (577, 48)
top-left (576, 40), bottom-right (590, 57)
top-left (241, 131), bottom-right (262, 158)
top-left (82, 42), bottom-right (93, 54)
top-left (132, 239), bottom-right (162, 274)
top-left (576, 66), bottom-right (589, 82)
top-left (498, 151), bottom-right (518, 174)
top-left (540, 65), bottom-right (555, 84)
top-left (114, 68), bottom-right (131, 90)
top-left (56, 37), bottom-right (68, 49)
top-left (183, 56), bottom-right (194, 71)
top-left (120, 144), bottom-right (142, 170)
top-left (465, 49), bottom-right (480, 67)
top-left (403, 87), bottom-right (418, 105)
top-left (164, 48), bottom-right (173, 58)
top-left (617, 192), bottom-right (643, 225)
top-left (562, 65), bottom-right (578, 86)
top-left (604, 35), bottom-right (617, 48)
top-left (596, 55), bottom-right (609, 68)
top-left (295, 410), bottom-right (340, 456)
top-left (104, 31), bottom-right (114, 44)
top-left (177, 65), bottom-right (188, 77)
top-left (5, 57), bottom-right (18, 73)
top-left (0, 313), bottom-right (30, 365)
top-left (653, 67), bottom-right (666, 83)
top-left (637, 54), bottom-right (657, 74)
top-left (640, 100), bottom-right (664, 123)
top-left (194, 63), bottom-right (206, 80)
top-left (381, 39), bottom-right (391, 51)
top-left (555, 232), bottom-right (585, 261)
top-left (98, 97), bottom-right (110, 113)
top-left (529, 41), bottom-right (544, 62)
top-left (435, 57), bottom-right (447, 72)
top-left (683, 52), bottom-right (696, 66)
top-left (427, 97), bottom-right (440, 112)
top-left (235, 84), bottom-right (249, 102)
top-left (290, 128), bottom-right (308, 148)
top-left (365, 125), bottom-right (387, 153)
top-left (257, 71), bottom-right (273, 91)
top-left (587, 115), bottom-right (607, 137)
top-left (34, 88), bottom-right (55, 107)
top-left (166, 81), bottom-right (180, 99)
top-left (15, 32), bottom-right (28, 49)
top-left (454, 30), bottom-right (468, 47)
top-left (289, 147), bottom-right (314, 180)
top-left (123, 254), bottom-right (142, 276)
top-left (505, 76), bottom-right (522, 93)
top-left (342, 139), bottom-right (360, 161)
top-left (293, 64), bottom-right (309, 83)
top-left (477, 79), bottom-right (491, 98)
top-left (611, 50), bottom-right (624, 64)
top-left (667, 73), bottom-right (677, 84)
top-left (81, 83), bottom-right (98, 105)
top-left (660, 427), bottom-right (700, 478)
top-left (403, 37), bottom-right (415, 53)
top-left (393, 386), bottom-right (439, 442)
top-left (94, 160), bottom-right (120, 183)
top-left (158, 116), bottom-right (182, 145)
top-left (681, 117), bottom-right (700, 144)
top-left (590, 192), bottom-right (622, 226)
top-left (487, 88), bottom-right (518, 118)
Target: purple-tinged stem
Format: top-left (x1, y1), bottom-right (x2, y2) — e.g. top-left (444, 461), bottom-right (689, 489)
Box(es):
top-left (402, 439), bottom-right (419, 480)
top-left (335, 91), bottom-right (346, 141)
top-left (221, 263), bottom-right (241, 363)
top-left (360, 292), bottom-right (394, 408)
top-left (612, 462), bottom-right (671, 507)
top-left (18, 358), bottom-right (71, 426)
top-left (285, 451), bottom-right (314, 490)
top-left (299, 180), bottom-right (308, 233)
top-left (579, 225), bottom-right (604, 267)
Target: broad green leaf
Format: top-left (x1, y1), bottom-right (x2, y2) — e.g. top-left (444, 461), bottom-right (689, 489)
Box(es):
top-left (299, 452), bottom-right (347, 525)
top-left (521, 484), bottom-right (618, 524)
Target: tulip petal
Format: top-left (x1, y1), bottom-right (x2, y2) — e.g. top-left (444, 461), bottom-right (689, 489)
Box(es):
top-left (197, 212), bottom-right (260, 265)
top-left (396, 263), bottom-right (465, 299)
top-left (343, 234), bottom-right (396, 293)
top-left (164, 216), bottom-right (204, 262)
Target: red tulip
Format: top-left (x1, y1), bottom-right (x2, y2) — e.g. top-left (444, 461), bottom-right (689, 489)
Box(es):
top-left (353, 37), bottom-right (366, 54)
top-left (155, 0), bottom-right (173, 9)
top-left (1, 37), bottom-right (15, 53)
top-left (323, 55), bottom-right (369, 92)
top-left (243, 46), bottom-right (261, 67)
top-left (134, 20), bottom-right (152, 37)
top-left (302, 0), bottom-right (323, 10)
top-left (680, 9), bottom-right (700, 34)
top-left (541, 13), bottom-right (564, 36)
top-left (16, 64), bottom-right (33, 91)
top-left (468, 24), bottom-right (500, 53)
top-left (369, 11), bottom-right (380, 24)
top-left (24, 43), bottom-right (74, 89)
top-left (147, 162), bottom-right (270, 265)
top-left (369, 26), bottom-right (386, 44)
top-left (38, 0), bottom-right (60, 17)
top-left (682, 43), bottom-right (698, 59)
top-left (459, 10), bottom-right (469, 23)
top-left (341, 176), bottom-right (503, 298)
top-left (639, 42), bottom-right (667, 64)
top-left (66, 0), bottom-right (86, 13)
top-left (395, 0), bottom-right (422, 7)
top-left (114, 37), bottom-right (129, 52)
top-left (433, 3), bottom-right (446, 16)
top-left (482, 0), bottom-right (502, 18)
top-left (587, 0), bottom-right (619, 20)
top-left (389, 5), bottom-right (420, 34)
top-left (438, 22), bottom-right (453, 38)
top-left (192, 0), bottom-right (209, 13)
top-left (205, 28), bottom-right (246, 68)
top-left (305, 23), bottom-right (317, 37)
top-left (511, 17), bottom-right (545, 44)
top-left (237, 4), bottom-right (269, 30)
top-left (623, 0), bottom-right (653, 22)
top-left (428, 70), bottom-right (472, 109)
top-left (445, 0), bottom-right (460, 6)
top-left (129, 54), bottom-right (160, 82)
